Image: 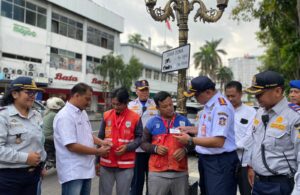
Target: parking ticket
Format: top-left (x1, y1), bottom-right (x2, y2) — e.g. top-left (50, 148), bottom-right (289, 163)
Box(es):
top-left (169, 128), bottom-right (181, 134)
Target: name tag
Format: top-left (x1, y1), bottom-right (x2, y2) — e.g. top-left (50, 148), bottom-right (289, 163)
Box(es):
top-left (169, 128), bottom-right (181, 134)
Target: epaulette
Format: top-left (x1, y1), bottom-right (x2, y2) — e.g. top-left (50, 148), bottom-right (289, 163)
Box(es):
top-left (218, 97), bottom-right (227, 106)
top-left (0, 107), bottom-right (6, 112)
top-left (288, 103), bottom-right (300, 114)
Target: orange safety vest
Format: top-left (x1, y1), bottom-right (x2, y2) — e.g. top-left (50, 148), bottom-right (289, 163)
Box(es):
top-left (100, 108), bottom-right (140, 168)
top-left (149, 134), bottom-right (188, 172)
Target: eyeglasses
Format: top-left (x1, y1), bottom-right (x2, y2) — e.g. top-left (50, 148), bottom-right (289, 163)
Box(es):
top-left (23, 90), bottom-right (37, 97)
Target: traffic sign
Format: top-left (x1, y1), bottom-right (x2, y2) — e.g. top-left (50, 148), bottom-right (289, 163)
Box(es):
top-left (161, 44), bottom-right (190, 73)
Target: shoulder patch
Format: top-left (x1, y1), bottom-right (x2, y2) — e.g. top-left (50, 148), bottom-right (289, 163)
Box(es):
top-left (288, 103), bottom-right (300, 114)
top-left (218, 98), bottom-right (227, 106)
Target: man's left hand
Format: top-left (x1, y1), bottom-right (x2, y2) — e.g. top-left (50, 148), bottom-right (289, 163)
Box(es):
top-left (115, 145), bottom-right (127, 156)
top-left (173, 133), bottom-right (190, 145)
top-left (173, 148), bottom-right (186, 161)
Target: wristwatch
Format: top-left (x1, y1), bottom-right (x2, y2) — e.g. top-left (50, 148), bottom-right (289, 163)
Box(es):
top-left (188, 136), bottom-right (194, 147)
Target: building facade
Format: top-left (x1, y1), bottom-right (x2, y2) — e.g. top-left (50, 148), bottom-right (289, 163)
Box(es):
top-left (228, 55), bottom-right (261, 89)
top-left (0, 0), bottom-right (123, 112)
top-left (120, 43), bottom-right (177, 96)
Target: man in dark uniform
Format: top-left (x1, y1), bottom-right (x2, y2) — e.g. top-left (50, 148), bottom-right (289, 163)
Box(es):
top-left (245, 70), bottom-right (300, 195)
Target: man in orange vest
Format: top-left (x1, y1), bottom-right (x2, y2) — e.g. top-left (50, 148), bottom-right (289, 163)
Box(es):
top-left (98, 87), bottom-right (143, 195)
top-left (141, 91), bottom-right (192, 195)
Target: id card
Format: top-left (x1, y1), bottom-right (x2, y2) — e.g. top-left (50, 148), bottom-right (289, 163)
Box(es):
top-left (169, 128), bottom-right (181, 134)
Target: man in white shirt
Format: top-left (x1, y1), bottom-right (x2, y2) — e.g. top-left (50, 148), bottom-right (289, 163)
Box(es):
top-left (54, 83), bottom-right (110, 195)
top-left (225, 81), bottom-right (256, 195)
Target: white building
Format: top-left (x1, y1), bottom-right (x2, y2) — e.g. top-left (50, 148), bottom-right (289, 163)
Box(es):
top-left (0, 0), bottom-right (123, 112)
top-left (228, 55), bottom-right (261, 88)
top-left (120, 43), bottom-right (177, 97)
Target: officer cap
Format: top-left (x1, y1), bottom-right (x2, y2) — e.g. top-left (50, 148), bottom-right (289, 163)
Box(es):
top-left (9, 76), bottom-right (44, 92)
top-left (184, 76), bottom-right (216, 97)
top-left (290, 80), bottom-right (300, 90)
top-left (135, 80), bottom-right (149, 90)
top-left (245, 70), bottom-right (284, 95)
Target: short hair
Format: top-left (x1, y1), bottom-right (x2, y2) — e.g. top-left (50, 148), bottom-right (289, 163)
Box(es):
top-left (111, 87), bottom-right (129, 104)
top-left (225, 81), bottom-right (242, 92)
top-left (70, 83), bottom-right (93, 96)
top-left (154, 91), bottom-right (171, 107)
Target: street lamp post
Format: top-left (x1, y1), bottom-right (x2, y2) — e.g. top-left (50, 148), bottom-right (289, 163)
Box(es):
top-left (144, 0), bottom-right (229, 114)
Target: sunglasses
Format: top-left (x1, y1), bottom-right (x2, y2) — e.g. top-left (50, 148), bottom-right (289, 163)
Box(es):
top-left (23, 90), bottom-right (37, 97)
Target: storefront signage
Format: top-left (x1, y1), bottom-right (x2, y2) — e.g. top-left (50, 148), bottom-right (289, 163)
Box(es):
top-left (54, 73), bottom-right (78, 81)
top-left (13, 23), bottom-right (37, 37)
top-left (91, 78), bottom-right (108, 85)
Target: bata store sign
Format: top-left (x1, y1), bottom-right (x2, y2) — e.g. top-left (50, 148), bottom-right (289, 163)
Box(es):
top-left (54, 73), bottom-right (78, 81)
top-left (91, 78), bottom-right (108, 85)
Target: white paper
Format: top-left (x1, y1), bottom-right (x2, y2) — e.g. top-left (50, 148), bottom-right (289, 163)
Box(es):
top-left (169, 128), bottom-right (181, 134)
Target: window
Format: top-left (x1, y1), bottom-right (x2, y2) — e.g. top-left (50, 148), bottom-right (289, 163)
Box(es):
top-left (87, 25), bottom-right (114, 50)
top-left (50, 47), bottom-right (82, 72)
top-left (145, 69), bottom-right (152, 79)
top-left (2, 52), bottom-right (42, 63)
top-left (168, 74), bottom-right (173, 83)
top-left (0, 0), bottom-right (47, 29)
top-left (154, 71), bottom-right (159, 80)
top-left (51, 12), bottom-right (83, 41)
top-left (86, 56), bottom-right (101, 74)
top-left (161, 73), bottom-right (166, 81)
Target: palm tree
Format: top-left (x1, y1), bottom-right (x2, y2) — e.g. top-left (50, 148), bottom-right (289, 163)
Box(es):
top-left (128, 33), bottom-right (147, 47)
top-left (193, 39), bottom-right (227, 80)
top-left (216, 66), bottom-right (233, 92)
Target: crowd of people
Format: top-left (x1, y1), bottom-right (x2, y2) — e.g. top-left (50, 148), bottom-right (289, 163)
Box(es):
top-left (0, 70), bottom-right (300, 195)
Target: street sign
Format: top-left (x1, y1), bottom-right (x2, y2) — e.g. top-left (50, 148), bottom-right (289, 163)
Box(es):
top-left (161, 44), bottom-right (190, 73)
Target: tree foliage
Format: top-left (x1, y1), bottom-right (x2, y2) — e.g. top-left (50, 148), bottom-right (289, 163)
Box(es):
top-left (231, 0), bottom-right (300, 81)
top-left (128, 33), bottom-right (148, 47)
top-left (216, 66), bottom-right (233, 92)
top-left (96, 53), bottom-right (143, 92)
top-left (193, 39), bottom-right (227, 80)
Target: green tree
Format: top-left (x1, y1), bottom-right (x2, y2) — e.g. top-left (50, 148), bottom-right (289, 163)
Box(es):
top-left (119, 56), bottom-right (143, 91)
top-left (216, 66), bottom-right (233, 92)
top-left (231, 0), bottom-right (300, 80)
top-left (193, 39), bottom-right (227, 80)
top-left (128, 33), bottom-right (147, 47)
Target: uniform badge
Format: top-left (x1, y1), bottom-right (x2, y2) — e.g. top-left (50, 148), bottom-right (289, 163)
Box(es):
top-left (179, 121), bottom-right (186, 127)
top-left (15, 134), bottom-right (22, 144)
top-left (156, 123), bottom-right (160, 128)
top-left (125, 121), bottom-right (131, 128)
top-left (218, 98), bottom-right (227, 106)
top-left (107, 120), bottom-right (112, 127)
top-left (219, 117), bottom-right (227, 126)
top-left (275, 116), bottom-right (284, 123)
top-left (254, 118), bottom-right (260, 126)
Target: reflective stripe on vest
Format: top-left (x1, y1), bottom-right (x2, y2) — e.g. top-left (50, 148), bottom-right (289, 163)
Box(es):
top-left (118, 138), bottom-right (134, 143)
top-left (100, 158), bottom-right (112, 164)
top-left (117, 161), bottom-right (135, 165)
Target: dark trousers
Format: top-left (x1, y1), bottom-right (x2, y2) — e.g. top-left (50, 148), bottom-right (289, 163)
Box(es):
top-left (0, 167), bottom-right (41, 195)
top-left (237, 167), bottom-right (252, 195)
top-left (199, 151), bottom-right (239, 195)
top-left (198, 154), bottom-right (206, 195)
top-left (252, 175), bottom-right (294, 195)
top-left (130, 153), bottom-right (150, 195)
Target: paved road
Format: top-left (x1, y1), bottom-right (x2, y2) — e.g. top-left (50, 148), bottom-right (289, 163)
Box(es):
top-left (42, 156), bottom-right (199, 195)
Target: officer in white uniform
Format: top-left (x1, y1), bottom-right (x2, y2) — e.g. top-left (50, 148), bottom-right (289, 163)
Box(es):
top-left (175, 76), bottom-right (238, 195)
top-left (245, 70), bottom-right (300, 195)
top-left (128, 80), bottom-right (158, 195)
top-left (225, 81), bottom-right (256, 195)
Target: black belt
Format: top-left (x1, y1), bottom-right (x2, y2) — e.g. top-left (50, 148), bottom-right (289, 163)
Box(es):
top-left (0, 162), bottom-right (45, 173)
top-left (255, 173), bottom-right (293, 183)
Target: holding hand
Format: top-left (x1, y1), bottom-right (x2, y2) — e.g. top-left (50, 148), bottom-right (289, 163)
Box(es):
top-left (156, 145), bottom-right (168, 156)
top-left (115, 145), bottom-right (127, 156)
top-left (178, 126), bottom-right (198, 135)
top-left (97, 146), bottom-right (111, 157)
top-left (26, 152), bottom-right (41, 166)
top-left (173, 133), bottom-right (191, 145)
top-left (173, 148), bottom-right (186, 161)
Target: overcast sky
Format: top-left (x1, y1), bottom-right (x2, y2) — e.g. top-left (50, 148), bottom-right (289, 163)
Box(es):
top-left (92, 0), bottom-right (264, 76)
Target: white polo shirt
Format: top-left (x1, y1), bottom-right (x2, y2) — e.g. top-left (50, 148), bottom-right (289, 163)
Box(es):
top-left (234, 104), bottom-right (256, 166)
top-left (54, 102), bottom-right (95, 184)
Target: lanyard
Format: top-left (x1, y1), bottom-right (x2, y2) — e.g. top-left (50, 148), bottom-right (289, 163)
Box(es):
top-left (113, 108), bottom-right (128, 129)
top-left (161, 114), bottom-right (176, 134)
